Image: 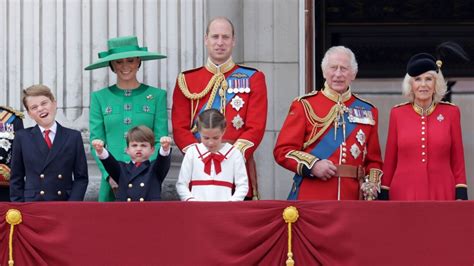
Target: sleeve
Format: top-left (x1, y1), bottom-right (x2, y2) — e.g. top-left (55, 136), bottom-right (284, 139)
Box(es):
top-left (363, 107), bottom-right (383, 174)
top-left (89, 91), bottom-right (110, 183)
top-left (100, 152), bottom-right (122, 184)
top-left (69, 131), bottom-right (89, 201)
top-left (381, 108), bottom-right (399, 198)
top-left (9, 132), bottom-right (25, 202)
top-left (153, 148), bottom-right (172, 182)
top-left (230, 151), bottom-right (249, 201)
top-left (13, 115), bottom-right (24, 131)
top-left (172, 78), bottom-right (199, 153)
top-left (233, 71), bottom-right (268, 160)
top-left (273, 99), bottom-right (319, 177)
top-left (153, 88), bottom-right (169, 154)
top-left (450, 106), bottom-right (468, 200)
top-left (175, 148), bottom-right (195, 201)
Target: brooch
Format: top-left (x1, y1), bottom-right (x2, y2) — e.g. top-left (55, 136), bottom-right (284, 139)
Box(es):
top-left (230, 96), bottom-right (245, 111)
top-left (146, 94), bottom-right (154, 100)
top-left (437, 114), bottom-right (444, 122)
top-left (350, 144), bottom-right (361, 159)
top-left (232, 115), bottom-right (244, 130)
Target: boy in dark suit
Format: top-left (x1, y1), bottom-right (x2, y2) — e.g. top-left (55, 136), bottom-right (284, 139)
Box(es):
top-left (92, 126), bottom-right (171, 201)
top-left (10, 85), bottom-right (89, 201)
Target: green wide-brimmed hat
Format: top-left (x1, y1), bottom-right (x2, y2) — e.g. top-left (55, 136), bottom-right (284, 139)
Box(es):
top-left (85, 36), bottom-right (166, 70)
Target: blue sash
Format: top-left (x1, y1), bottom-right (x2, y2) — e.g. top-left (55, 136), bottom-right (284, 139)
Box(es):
top-left (288, 97), bottom-right (373, 199)
top-left (193, 67), bottom-right (256, 140)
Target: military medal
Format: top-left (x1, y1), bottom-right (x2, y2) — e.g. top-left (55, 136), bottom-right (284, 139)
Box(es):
top-left (356, 129), bottom-right (366, 146)
top-left (437, 114), bottom-right (444, 122)
top-left (231, 96), bottom-right (245, 111)
top-left (348, 107), bottom-right (375, 125)
top-left (232, 114), bottom-right (244, 130)
top-left (350, 143), bottom-right (361, 159)
top-left (146, 94), bottom-right (154, 100)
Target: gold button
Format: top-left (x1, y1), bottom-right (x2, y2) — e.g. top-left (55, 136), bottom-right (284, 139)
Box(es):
top-left (139, 198), bottom-right (144, 202)
top-left (342, 153), bottom-right (347, 158)
top-left (421, 138), bottom-right (425, 141)
top-left (422, 159), bottom-right (426, 163)
top-left (127, 198), bottom-right (131, 202)
top-left (421, 127), bottom-right (425, 130)
top-left (57, 191), bottom-right (62, 195)
top-left (422, 152), bottom-right (426, 156)
top-left (421, 116), bottom-right (425, 120)
top-left (40, 174), bottom-right (45, 179)
top-left (58, 174), bottom-right (63, 179)
top-left (128, 183), bottom-right (133, 188)
top-left (342, 142), bottom-right (346, 146)
top-left (40, 190), bottom-right (45, 195)
top-left (342, 148), bottom-right (347, 152)
top-left (421, 131), bottom-right (425, 135)
top-left (140, 183), bottom-right (145, 187)
top-left (341, 159), bottom-right (346, 163)
top-left (422, 145), bottom-right (426, 149)
top-left (422, 121), bottom-right (426, 125)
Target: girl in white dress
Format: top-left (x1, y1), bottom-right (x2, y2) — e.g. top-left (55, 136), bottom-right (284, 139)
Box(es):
top-left (176, 109), bottom-right (248, 201)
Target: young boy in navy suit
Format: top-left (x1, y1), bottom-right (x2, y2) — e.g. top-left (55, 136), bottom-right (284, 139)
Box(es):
top-left (10, 85), bottom-right (89, 201)
top-left (92, 126), bottom-right (171, 201)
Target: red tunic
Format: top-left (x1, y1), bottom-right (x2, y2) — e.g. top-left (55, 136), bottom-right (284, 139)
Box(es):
top-left (274, 87), bottom-right (383, 200)
top-left (382, 102), bottom-right (467, 200)
top-left (172, 60), bottom-right (267, 198)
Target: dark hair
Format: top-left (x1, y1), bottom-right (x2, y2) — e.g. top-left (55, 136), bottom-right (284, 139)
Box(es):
top-left (197, 109), bottom-right (226, 131)
top-left (22, 84), bottom-right (56, 110)
top-left (126, 126), bottom-right (155, 146)
top-left (206, 17), bottom-right (235, 36)
top-left (109, 57), bottom-right (142, 72)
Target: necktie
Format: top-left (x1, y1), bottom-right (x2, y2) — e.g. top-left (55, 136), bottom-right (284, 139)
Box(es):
top-left (44, 129), bottom-right (52, 149)
top-left (202, 153), bottom-right (225, 175)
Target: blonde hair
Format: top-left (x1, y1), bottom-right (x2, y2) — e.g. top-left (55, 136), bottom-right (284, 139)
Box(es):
top-left (401, 70), bottom-right (447, 103)
top-left (22, 84), bottom-right (56, 110)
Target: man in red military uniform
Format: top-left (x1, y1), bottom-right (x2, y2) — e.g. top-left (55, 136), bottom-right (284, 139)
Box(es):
top-left (172, 17), bottom-right (268, 199)
top-left (274, 46), bottom-right (383, 200)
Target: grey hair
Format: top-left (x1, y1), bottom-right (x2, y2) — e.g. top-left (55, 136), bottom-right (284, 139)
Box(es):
top-left (401, 70), bottom-right (447, 103)
top-left (321, 46), bottom-right (358, 76)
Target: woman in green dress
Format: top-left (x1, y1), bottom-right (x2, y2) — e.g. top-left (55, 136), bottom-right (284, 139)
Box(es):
top-left (85, 36), bottom-right (168, 201)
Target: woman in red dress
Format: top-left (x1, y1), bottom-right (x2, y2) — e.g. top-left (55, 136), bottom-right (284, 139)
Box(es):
top-left (380, 53), bottom-right (468, 200)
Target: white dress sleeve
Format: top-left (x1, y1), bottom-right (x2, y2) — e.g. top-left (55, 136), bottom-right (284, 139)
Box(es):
top-left (230, 150), bottom-right (249, 201)
top-left (176, 147), bottom-right (196, 201)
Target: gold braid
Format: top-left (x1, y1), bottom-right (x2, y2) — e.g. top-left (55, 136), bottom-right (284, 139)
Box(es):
top-left (179, 72), bottom-right (228, 133)
top-left (301, 99), bottom-right (339, 149)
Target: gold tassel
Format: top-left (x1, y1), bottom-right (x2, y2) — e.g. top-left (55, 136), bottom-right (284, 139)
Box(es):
top-left (283, 206), bottom-right (299, 266)
top-left (6, 209), bottom-right (22, 266)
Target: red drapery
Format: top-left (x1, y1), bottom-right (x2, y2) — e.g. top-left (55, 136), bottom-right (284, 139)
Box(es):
top-left (0, 201), bottom-right (473, 265)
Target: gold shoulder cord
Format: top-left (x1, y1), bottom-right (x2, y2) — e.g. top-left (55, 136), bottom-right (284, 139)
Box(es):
top-left (178, 73), bottom-right (228, 132)
top-left (301, 99), bottom-right (338, 149)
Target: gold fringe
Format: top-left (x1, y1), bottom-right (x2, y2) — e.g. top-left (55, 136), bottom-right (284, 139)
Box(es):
top-left (6, 209), bottom-right (22, 266)
top-left (283, 206), bottom-right (299, 266)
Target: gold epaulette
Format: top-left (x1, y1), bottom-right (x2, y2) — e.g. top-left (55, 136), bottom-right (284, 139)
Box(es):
top-left (393, 102), bottom-right (410, 108)
top-left (439, 101), bottom-right (456, 106)
top-left (353, 94), bottom-right (377, 107)
top-left (0, 106), bottom-right (24, 119)
top-left (296, 90), bottom-right (318, 102)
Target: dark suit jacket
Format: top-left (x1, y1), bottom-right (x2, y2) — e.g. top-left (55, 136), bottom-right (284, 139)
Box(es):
top-left (101, 149), bottom-right (171, 201)
top-left (10, 123), bottom-right (89, 201)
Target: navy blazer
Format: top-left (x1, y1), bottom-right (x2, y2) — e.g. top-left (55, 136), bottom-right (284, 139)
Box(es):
top-left (101, 149), bottom-right (171, 201)
top-left (10, 123), bottom-right (89, 201)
